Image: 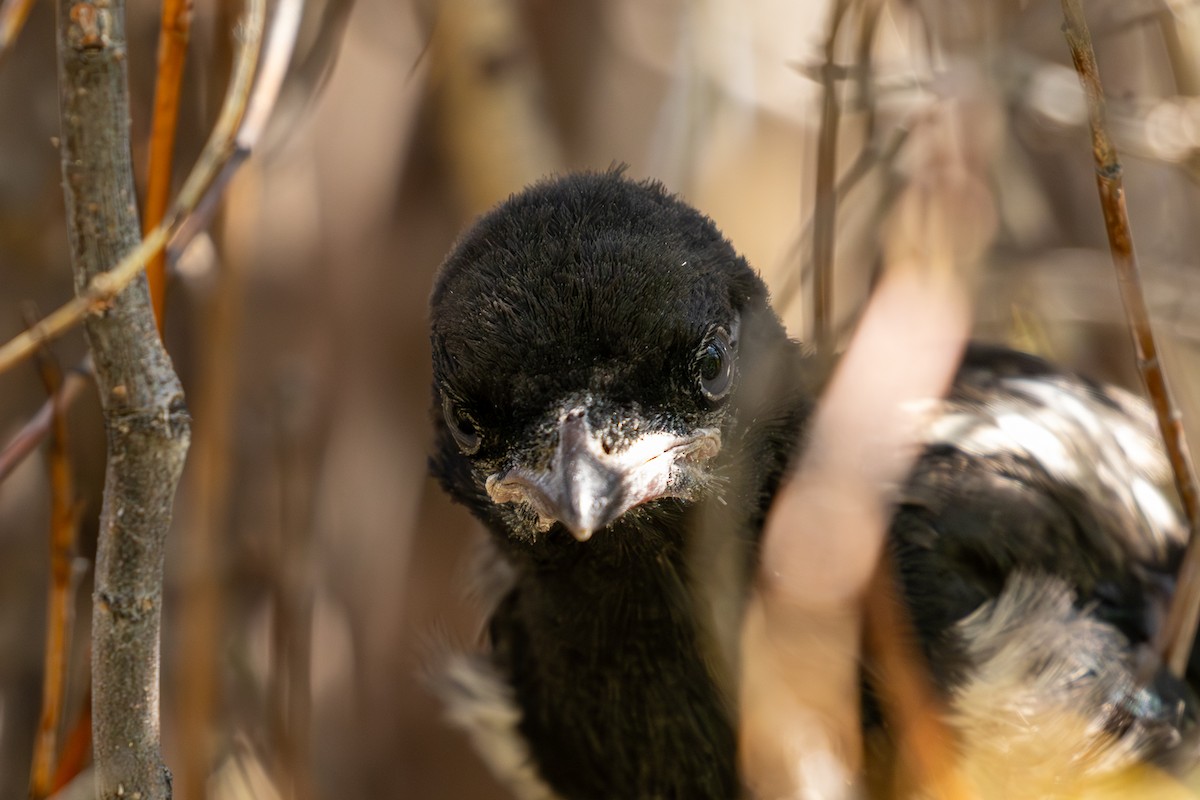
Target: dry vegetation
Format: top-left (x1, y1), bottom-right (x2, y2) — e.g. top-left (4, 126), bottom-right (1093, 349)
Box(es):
top-left (1, 0), bottom-right (1200, 797)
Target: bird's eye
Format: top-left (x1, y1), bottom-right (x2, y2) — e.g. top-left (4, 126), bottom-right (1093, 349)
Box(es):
top-left (442, 395), bottom-right (481, 455)
top-left (695, 328), bottom-right (734, 403)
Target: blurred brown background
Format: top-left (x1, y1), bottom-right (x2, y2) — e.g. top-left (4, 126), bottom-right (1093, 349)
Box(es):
top-left (2, 0), bottom-right (1200, 797)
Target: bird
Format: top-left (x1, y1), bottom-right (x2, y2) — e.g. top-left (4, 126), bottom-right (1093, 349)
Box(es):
top-left (427, 169), bottom-right (1200, 799)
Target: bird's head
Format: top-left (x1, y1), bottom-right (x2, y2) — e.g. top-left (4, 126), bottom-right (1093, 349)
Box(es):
top-left (429, 171), bottom-right (798, 549)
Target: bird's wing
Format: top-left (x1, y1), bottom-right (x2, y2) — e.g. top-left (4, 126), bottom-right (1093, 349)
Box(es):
top-left (884, 345), bottom-right (1196, 781)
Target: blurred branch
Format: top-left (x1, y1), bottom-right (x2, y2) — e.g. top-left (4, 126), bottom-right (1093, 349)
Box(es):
top-left (1158, 3), bottom-right (1200, 94)
top-left (742, 65), bottom-right (999, 794)
top-left (50, 691), bottom-right (92, 794)
top-left (143, 0), bottom-right (194, 333)
top-left (0, 0), bottom-right (302, 378)
top-left (0, 360), bottom-right (92, 486)
top-left (175, 173), bottom-right (250, 800)
top-left (54, 0), bottom-right (191, 795)
top-left (45, 767), bottom-right (93, 800)
top-left (741, 257), bottom-right (972, 798)
top-left (0, 0), bottom-right (36, 64)
top-left (268, 367), bottom-right (330, 800)
top-left (431, 0), bottom-right (562, 214)
top-left (1060, 0), bottom-right (1200, 678)
top-left (172, 0), bottom-right (305, 792)
top-left (864, 558), bottom-right (968, 800)
top-left (29, 354), bottom-right (86, 799)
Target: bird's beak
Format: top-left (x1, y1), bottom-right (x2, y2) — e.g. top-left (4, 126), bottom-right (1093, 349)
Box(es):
top-left (486, 409), bottom-right (720, 542)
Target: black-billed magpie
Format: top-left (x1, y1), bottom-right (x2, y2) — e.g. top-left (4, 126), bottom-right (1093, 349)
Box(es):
top-left (428, 170), bottom-right (1199, 798)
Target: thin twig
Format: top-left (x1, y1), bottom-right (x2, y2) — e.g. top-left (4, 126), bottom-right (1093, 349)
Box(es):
top-left (143, 0), bottom-right (194, 332)
top-left (0, 0), bottom-right (36, 64)
top-left (778, 125), bottom-right (911, 316)
top-left (1061, 0), bottom-right (1200, 678)
top-left (811, 0), bottom-right (853, 352)
top-left (29, 353), bottom-right (85, 799)
top-left (0, 360), bottom-right (92, 486)
top-left (0, 0), bottom-right (297, 378)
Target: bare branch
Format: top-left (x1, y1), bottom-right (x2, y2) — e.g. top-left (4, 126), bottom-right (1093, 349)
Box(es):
top-left (54, 0), bottom-right (192, 797)
top-left (1060, 0), bottom-right (1200, 678)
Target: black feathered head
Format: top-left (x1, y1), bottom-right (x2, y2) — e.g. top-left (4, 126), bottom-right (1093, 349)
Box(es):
top-left (429, 171), bottom-right (799, 547)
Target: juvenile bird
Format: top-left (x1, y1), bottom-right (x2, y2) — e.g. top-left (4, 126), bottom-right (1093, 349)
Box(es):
top-left (428, 170), bottom-right (1198, 798)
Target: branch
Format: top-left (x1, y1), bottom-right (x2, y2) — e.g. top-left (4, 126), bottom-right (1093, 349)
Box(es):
top-left (1060, 0), bottom-right (1200, 678)
top-left (54, 0), bottom-right (191, 797)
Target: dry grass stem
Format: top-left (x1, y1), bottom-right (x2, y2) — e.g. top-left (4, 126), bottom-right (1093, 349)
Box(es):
top-left (1061, 0), bottom-right (1200, 678)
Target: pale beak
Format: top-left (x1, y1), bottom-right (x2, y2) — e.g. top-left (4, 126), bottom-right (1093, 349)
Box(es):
top-left (486, 408), bottom-right (720, 541)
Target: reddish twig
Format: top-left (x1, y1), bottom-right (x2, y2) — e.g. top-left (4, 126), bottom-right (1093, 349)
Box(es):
top-left (29, 354), bottom-right (85, 799)
top-left (0, 360), bottom-right (92, 486)
top-left (143, 0), bottom-right (195, 333)
top-left (1061, 0), bottom-right (1200, 678)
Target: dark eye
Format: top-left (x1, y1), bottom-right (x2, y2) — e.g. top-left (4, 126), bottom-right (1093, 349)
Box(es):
top-left (442, 394), bottom-right (481, 455)
top-left (695, 327), bottom-right (734, 403)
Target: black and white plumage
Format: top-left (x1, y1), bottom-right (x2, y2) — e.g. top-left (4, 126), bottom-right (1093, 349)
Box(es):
top-left (428, 171), bottom-right (1199, 798)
